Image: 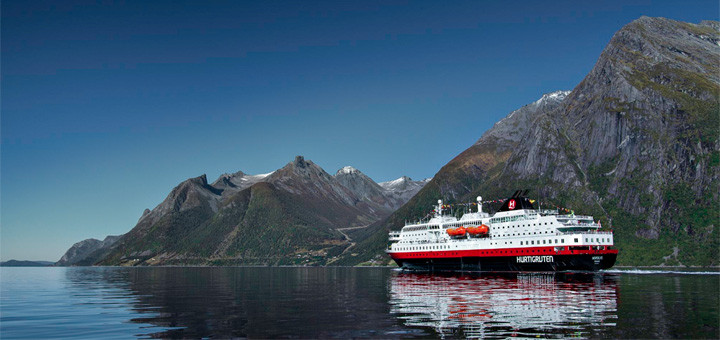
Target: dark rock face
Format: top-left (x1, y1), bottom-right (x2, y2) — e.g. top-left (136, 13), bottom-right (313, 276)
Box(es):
top-left (349, 17), bottom-right (719, 267)
top-left (503, 16), bottom-right (719, 243)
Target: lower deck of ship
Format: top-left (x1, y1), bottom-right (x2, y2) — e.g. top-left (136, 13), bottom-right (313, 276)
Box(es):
top-left (391, 252), bottom-right (617, 272)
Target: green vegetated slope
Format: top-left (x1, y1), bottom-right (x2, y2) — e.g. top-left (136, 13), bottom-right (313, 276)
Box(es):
top-left (98, 180), bottom-right (347, 266)
top-left (341, 17), bottom-right (720, 267)
top-left (97, 157), bottom-right (377, 266)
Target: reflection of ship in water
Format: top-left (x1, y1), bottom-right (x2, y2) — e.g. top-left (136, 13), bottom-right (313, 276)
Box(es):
top-left (389, 272), bottom-right (618, 338)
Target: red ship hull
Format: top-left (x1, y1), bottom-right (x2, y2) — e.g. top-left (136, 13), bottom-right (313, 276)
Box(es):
top-left (389, 246), bottom-right (618, 272)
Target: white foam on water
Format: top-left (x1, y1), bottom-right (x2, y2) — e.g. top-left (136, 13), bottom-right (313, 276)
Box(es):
top-left (602, 269), bottom-right (719, 275)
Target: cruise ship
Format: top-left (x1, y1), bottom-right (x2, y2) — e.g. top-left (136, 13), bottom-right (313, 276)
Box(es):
top-left (386, 190), bottom-right (618, 271)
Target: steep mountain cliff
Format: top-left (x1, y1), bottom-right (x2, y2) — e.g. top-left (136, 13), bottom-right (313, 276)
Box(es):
top-left (81, 156), bottom-right (425, 266)
top-left (343, 17), bottom-right (719, 267)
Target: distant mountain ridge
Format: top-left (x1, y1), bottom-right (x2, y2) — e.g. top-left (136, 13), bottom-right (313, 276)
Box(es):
top-left (0, 260), bottom-right (54, 267)
top-left (379, 176), bottom-right (432, 207)
top-left (61, 156), bottom-right (427, 266)
top-left (343, 16), bottom-right (719, 267)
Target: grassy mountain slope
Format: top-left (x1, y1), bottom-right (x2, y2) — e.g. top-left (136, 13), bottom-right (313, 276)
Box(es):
top-left (94, 156), bottom-right (425, 266)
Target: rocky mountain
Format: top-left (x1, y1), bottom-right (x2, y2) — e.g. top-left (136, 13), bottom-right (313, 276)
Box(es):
top-left (378, 176), bottom-right (432, 207)
top-left (56, 235), bottom-right (122, 266)
top-left (334, 166), bottom-right (395, 212)
top-left (343, 17), bottom-right (719, 267)
top-left (67, 156), bottom-right (425, 266)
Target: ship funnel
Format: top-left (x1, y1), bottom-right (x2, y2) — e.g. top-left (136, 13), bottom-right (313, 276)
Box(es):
top-left (477, 196), bottom-right (482, 213)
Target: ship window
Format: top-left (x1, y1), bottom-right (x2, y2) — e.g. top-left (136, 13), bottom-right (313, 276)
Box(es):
top-left (562, 239), bottom-right (565, 243)
top-left (520, 241), bottom-right (523, 245)
top-left (531, 241), bottom-right (534, 245)
top-left (574, 238), bottom-right (579, 242)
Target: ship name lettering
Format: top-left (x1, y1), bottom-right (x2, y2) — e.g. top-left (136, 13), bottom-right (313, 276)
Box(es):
top-left (516, 255), bottom-right (553, 263)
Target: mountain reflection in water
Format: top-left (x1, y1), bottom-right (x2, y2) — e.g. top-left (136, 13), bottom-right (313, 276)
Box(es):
top-left (389, 272), bottom-right (618, 338)
top-left (21, 267), bottom-right (709, 339)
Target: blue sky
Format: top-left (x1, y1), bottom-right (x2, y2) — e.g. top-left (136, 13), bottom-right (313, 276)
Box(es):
top-left (2, 0), bottom-right (718, 261)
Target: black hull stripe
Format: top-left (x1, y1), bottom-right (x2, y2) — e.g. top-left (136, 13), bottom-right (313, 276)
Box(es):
top-left (393, 253), bottom-right (618, 272)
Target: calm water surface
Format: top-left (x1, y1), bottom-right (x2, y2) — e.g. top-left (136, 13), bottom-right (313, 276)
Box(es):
top-left (1, 267), bottom-right (718, 339)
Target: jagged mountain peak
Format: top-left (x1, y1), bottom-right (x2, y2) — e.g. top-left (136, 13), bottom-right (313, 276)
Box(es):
top-left (278, 155), bottom-right (321, 172)
top-left (175, 174), bottom-right (221, 196)
top-left (293, 155), bottom-right (308, 168)
top-left (191, 174), bottom-right (209, 186)
top-left (597, 16), bottom-right (720, 86)
top-left (211, 170), bottom-right (274, 194)
top-left (380, 176), bottom-right (412, 186)
top-left (271, 156), bottom-right (329, 182)
top-left (475, 90), bottom-right (570, 147)
top-left (378, 176), bottom-right (431, 208)
top-left (211, 170), bottom-right (246, 187)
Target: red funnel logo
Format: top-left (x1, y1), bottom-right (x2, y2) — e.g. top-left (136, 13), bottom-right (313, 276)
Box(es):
top-left (508, 199), bottom-right (516, 210)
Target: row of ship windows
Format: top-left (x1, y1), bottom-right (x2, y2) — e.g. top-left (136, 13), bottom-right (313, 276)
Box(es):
top-left (519, 237), bottom-right (610, 246)
top-left (498, 221), bottom-right (553, 229)
top-left (585, 237), bottom-right (610, 243)
top-left (395, 243), bottom-right (518, 251)
top-left (401, 229), bottom-right (556, 242)
top-left (520, 239), bottom-right (564, 245)
top-left (500, 230), bottom-right (554, 237)
top-left (404, 220), bottom-right (554, 235)
top-left (490, 215), bottom-right (536, 223)
top-left (402, 248), bottom-right (562, 257)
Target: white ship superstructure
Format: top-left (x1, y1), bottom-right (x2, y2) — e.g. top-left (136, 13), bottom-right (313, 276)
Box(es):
top-left (386, 191), bottom-right (618, 271)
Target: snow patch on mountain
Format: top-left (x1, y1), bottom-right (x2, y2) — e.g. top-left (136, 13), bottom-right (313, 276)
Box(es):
top-left (534, 90), bottom-right (571, 105)
top-left (336, 166), bottom-right (359, 175)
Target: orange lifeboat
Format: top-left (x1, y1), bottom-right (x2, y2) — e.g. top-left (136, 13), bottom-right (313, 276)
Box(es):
top-left (478, 224), bottom-right (489, 234)
top-left (467, 224), bottom-right (489, 237)
top-left (446, 227), bottom-right (467, 237)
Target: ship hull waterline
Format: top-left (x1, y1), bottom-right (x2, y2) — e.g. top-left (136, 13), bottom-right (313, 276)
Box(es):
top-left (390, 253), bottom-right (617, 272)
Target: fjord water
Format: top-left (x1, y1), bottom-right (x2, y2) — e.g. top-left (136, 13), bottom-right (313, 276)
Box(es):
top-left (1, 267), bottom-right (717, 339)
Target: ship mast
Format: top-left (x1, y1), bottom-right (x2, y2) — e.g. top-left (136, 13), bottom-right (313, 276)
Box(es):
top-left (437, 199), bottom-right (443, 228)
